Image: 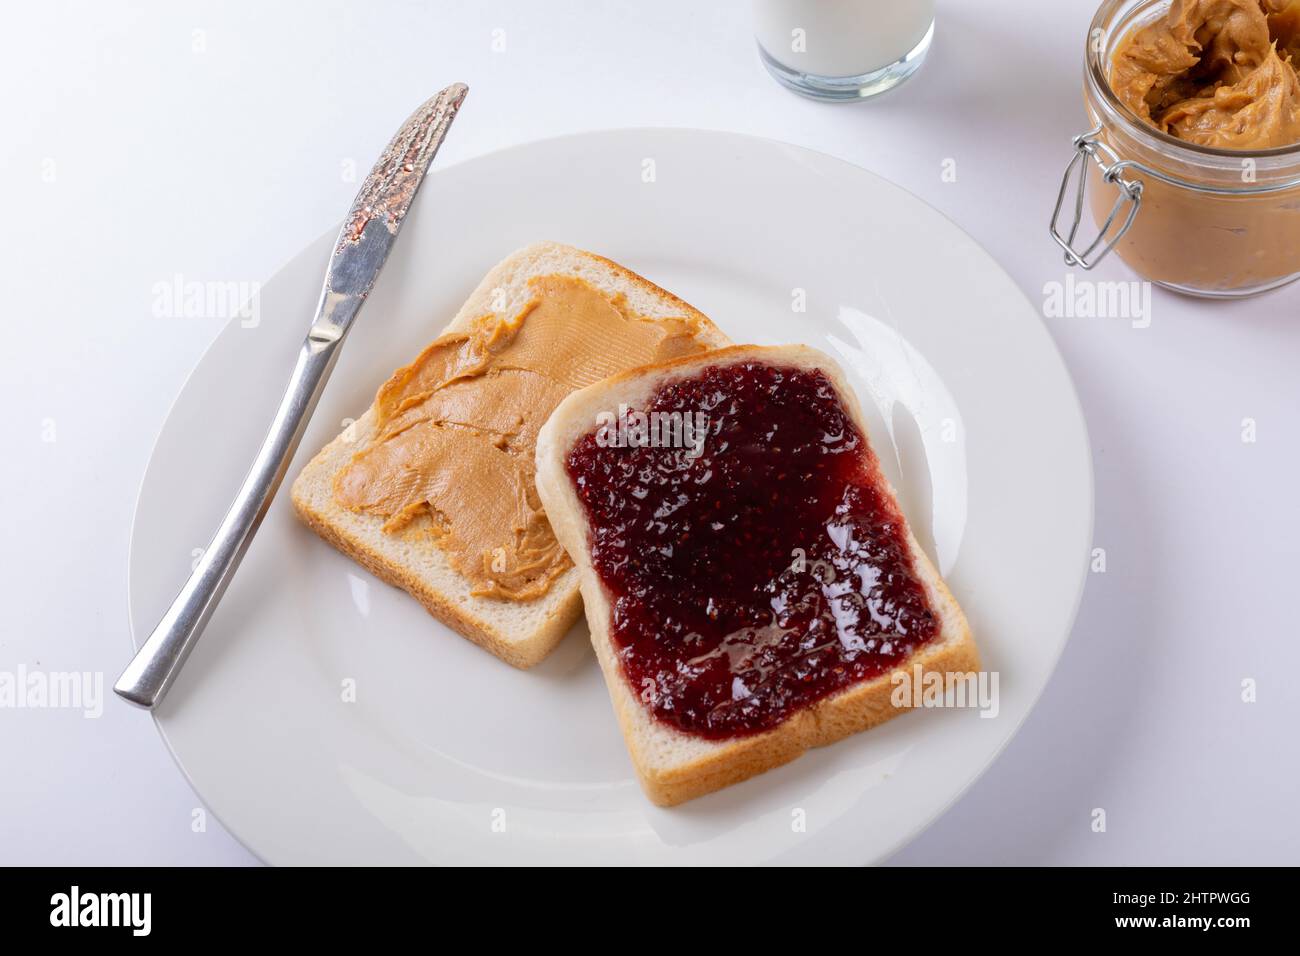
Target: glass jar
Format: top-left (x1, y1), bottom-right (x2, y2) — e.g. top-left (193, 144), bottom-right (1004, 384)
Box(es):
top-left (1051, 0), bottom-right (1300, 298)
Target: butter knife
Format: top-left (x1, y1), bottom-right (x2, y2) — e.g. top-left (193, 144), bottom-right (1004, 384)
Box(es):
top-left (115, 83), bottom-right (469, 710)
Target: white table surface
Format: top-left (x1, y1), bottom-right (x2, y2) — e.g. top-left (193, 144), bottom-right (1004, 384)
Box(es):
top-left (3, 0), bottom-right (1297, 866)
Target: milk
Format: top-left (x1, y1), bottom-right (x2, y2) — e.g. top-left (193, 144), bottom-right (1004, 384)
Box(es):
top-left (752, 0), bottom-right (935, 78)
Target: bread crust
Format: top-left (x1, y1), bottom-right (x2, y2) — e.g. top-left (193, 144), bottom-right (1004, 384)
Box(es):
top-left (535, 344), bottom-right (980, 804)
top-left (290, 242), bottom-right (729, 668)
top-left (291, 443), bottom-right (578, 668)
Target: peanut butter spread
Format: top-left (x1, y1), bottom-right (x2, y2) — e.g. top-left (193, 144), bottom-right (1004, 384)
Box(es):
top-left (333, 275), bottom-right (711, 601)
top-left (1112, 0), bottom-right (1300, 148)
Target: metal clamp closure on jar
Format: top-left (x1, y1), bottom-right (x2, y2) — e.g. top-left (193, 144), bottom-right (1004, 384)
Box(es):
top-left (1050, 126), bottom-right (1142, 269)
top-left (1051, 124), bottom-right (1300, 270)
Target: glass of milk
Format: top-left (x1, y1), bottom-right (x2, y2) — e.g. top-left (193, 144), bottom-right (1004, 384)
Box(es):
top-left (752, 0), bottom-right (935, 101)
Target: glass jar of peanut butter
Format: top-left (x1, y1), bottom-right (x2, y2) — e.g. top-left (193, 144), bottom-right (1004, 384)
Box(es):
top-left (1052, 0), bottom-right (1300, 298)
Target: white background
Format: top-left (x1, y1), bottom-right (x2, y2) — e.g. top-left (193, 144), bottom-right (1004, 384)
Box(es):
top-left (2, 0), bottom-right (1297, 865)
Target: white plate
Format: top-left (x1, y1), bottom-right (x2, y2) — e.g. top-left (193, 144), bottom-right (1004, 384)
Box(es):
top-left (128, 129), bottom-right (1092, 865)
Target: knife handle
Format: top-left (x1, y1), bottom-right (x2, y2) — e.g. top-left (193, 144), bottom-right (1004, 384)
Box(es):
top-left (114, 333), bottom-right (343, 710)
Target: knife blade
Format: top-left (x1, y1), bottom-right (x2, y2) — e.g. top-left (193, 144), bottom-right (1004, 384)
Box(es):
top-left (114, 83), bottom-right (468, 710)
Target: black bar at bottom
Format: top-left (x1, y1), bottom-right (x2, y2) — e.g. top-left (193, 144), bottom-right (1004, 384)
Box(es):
top-left (0, 866), bottom-right (1284, 939)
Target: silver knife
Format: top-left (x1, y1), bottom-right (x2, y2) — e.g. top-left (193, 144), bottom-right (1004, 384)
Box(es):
top-left (115, 83), bottom-right (469, 710)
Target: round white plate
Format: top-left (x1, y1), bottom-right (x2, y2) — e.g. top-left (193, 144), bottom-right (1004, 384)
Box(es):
top-left (128, 129), bottom-right (1092, 865)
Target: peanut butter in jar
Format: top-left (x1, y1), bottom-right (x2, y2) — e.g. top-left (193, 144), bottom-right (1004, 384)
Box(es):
top-left (1054, 0), bottom-right (1300, 297)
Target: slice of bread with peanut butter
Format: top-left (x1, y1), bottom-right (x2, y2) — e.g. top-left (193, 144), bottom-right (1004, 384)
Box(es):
top-left (290, 242), bottom-right (730, 667)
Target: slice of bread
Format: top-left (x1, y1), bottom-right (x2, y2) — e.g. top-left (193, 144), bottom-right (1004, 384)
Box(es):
top-left (534, 344), bottom-right (979, 805)
top-left (291, 242), bottom-right (730, 668)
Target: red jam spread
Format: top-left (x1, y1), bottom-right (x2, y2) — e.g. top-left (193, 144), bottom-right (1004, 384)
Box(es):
top-left (564, 361), bottom-right (940, 740)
